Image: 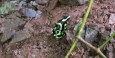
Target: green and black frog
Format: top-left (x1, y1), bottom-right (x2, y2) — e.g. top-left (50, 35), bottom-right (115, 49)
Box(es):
top-left (52, 16), bottom-right (71, 39)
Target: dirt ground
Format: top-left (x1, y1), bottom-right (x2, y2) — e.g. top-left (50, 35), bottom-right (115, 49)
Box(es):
top-left (0, 0), bottom-right (115, 58)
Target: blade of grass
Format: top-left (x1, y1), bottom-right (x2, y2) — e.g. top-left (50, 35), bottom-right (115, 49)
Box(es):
top-left (77, 0), bottom-right (94, 36)
top-left (65, 39), bottom-right (78, 58)
top-left (99, 32), bottom-right (115, 49)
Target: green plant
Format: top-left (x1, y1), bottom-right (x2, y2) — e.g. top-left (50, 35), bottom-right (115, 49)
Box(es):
top-left (65, 0), bottom-right (94, 57)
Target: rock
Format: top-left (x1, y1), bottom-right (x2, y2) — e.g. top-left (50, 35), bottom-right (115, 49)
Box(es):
top-left (1, 29), bottom-right (15, 42)
top-left (19, 1), bottom-right (38, 7)
top-left (107, 44), bottom-right (113, 52)
top-left (29, 1), bottom-right (38, 6)
top-left (9, 28), bottom-right (31, 44)
top-left (77, 0), bottom-right (88, 5)
top-left (1, 15), bottom-right (25, 43)
top-left (6, 11), bottom-right (21, 19)
top-left (35, 0), bottom-right (49, 5)
top-left (18, 1), bottom-right (42, 19)
top-left (109, 13), bottom-right (115, 24)
top-left (85, 27), bottom-right (98, 43)
top-left (3, 18), bottom-right (25, 29)
top-left (101, 31), bottom-right (110, 40)
top-left (19, 1), bottom-right (27, 6)
top-left (22, 8), bottom-right (42, 19)
top-left (1, 18), bottom-right (25, 42)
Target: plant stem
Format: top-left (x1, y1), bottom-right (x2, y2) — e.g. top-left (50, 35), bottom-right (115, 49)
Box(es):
top-left (97, 48), bottom-right (107, 58)
top-left (78, 36), bottom-right (97, 51)
top-left (65, 39), bottom-right (78, 58)
top-left (65, 0), bottom-right (94, 58)
top-left (77, 0), bottom-right (94, 36)
top-left (99, 32), bottom-right (115, 49)
top-left (78, 36), bottom-right (107, 58)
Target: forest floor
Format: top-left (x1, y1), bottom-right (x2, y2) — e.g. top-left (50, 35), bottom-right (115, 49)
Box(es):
top-left (0, 0), bottom-right (115, 58)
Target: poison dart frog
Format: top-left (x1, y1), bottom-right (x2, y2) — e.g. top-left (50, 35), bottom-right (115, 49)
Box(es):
top-left (53, 16), bottom-right (71, 39)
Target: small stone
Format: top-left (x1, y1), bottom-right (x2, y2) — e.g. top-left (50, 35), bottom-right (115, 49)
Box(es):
top-left (101, 31), bottom-right (110, 40)
top-left (22, 8), bottom-right (42, 19)
top-left (109, 13), bottom-right (115, 24)
top-left (96, 17), bottom-right (103, 24)
top-left (29, 1), bottom-right (38, 6)
top-left (18, 1), bottom-right (27, 7)
top-left (77, 0), bottom-right (88, 4)
top-left (35, 0), bottom-right (49, 5)
top-left (10, 28), bottom-right (31, 44)
top-left (18, 1), bottom-right (38, 8)
top-left (107, 44), bottom-right (113, 52)
top-left (85, 27), bottom-right (98, 43)
top-left (105, 24), bottom-right (111, 31)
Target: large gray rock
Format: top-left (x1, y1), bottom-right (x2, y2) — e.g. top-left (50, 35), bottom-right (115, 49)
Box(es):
top-left (1, 15), bottom-right (25, 42)
top-left (3, 18), bottom-right (25, 29)
top-left (9, 28), bottom-right (31, 44)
